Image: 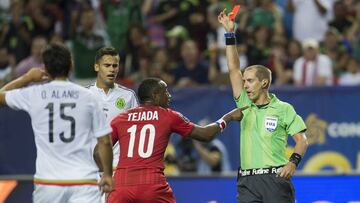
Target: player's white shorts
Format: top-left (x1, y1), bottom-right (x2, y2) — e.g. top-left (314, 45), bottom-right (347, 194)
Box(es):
top-left (33, 184), bottom-right (101, 203)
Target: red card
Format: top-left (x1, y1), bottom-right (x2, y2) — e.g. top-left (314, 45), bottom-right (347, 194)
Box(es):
top-left (229, 5), bottom-right (240, 21)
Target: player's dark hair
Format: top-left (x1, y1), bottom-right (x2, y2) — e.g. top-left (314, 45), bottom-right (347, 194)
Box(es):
top-left (42, 43), bottom-right (72, 78)
top-left (95, 47), bottom-right (118, 64)
top-left (138, 78), bottom-right (162, 104)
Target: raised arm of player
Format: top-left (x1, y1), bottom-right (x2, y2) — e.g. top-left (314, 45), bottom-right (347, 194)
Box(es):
top-left (190, 106), bottom-right (248, 142)
top-left (0, 68), bottom-right (49, 106)
top-left (218, 9), bottom-right (244, 99)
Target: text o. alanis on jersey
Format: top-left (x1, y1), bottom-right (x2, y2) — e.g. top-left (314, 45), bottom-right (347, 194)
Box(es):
top-left (41, 90), bottom-right (80, 99)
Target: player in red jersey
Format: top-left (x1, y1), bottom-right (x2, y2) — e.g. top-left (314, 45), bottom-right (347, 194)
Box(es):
top-left (103, 78), bottom-right (247, 203)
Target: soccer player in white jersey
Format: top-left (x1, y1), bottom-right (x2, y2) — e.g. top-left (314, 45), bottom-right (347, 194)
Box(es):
top-left (0, 43), bottom-right (113, 203)
top-left (88, 47), bottom-right (139, 171)
top-left (89, 47), bottom-right (138, 203)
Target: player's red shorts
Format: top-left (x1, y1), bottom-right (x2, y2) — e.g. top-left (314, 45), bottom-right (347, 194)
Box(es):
top-left (107, 181), bottom-right (176, 203)
top-left (107, 168), bottom-right (176, 203)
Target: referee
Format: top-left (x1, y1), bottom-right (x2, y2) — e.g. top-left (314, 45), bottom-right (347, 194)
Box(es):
top-left (218, 10), bottom-right (309, 203)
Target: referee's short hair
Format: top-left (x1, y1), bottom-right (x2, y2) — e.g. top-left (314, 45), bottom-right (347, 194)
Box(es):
top-left (246, 65), bottom-right (272, 88)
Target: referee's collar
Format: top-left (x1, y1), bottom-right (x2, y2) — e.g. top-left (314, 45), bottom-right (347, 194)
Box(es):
top-left (251, 93), bottom-right (278, 109)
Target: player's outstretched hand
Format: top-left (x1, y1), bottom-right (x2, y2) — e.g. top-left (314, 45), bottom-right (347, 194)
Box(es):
top-left (24, 68), bottom-right (50, 83)
top-left (227, 106), bottom-right (249, 121)
top-left (217, 9), bottom-right (235, 32)
top-left (98, 174), bottom-right (114, 194)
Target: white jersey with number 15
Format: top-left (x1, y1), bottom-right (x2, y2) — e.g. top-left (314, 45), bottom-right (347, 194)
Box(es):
top-left (5, 80), bottom-right (111, 184)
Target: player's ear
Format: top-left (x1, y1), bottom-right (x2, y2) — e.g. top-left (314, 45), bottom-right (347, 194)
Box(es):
top-left (153, 92), bottom-right (161, 105)
top-left (261, 79), bottom-right (268, 88)
top-left (152, 92), bottom-right (158, 102)
top-left (94, 64), bottom-right (99, 72)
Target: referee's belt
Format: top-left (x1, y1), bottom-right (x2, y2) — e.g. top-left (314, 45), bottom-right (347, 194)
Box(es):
top-left (238, 165), bottom-right (284, 177)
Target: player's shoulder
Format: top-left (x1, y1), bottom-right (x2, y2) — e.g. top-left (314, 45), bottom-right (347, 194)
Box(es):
top-left (275, 98), bottom-right (295, 113)
top-left (24, 82), bottom-right (44, 91)
top-left (84, 83), bottom-right (96, 90)
top-left (67, 82), bottom-right (99, 100)
top-left (9, 83), bottom-right (41, 98)
top-left (71, 82), bottom-right (93, 92)
top-left (161, 107), bottom-right (188, 120)
top-left (142, 106), bottom-right (171, 113)
top-left (114, 84), bottom-right (137, 96)
top-left (277, 99), bottom-right (293, 108)
top-left (84, 83), bottom-right (99, 96)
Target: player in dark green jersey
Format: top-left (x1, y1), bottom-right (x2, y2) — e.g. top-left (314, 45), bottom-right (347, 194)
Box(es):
top-left (218, 9), bottom-right (309, 203)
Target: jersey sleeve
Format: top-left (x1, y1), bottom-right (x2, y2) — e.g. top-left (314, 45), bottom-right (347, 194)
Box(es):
top-left (91, 95), bottom-right (112, 138)
top-left (5, 87), bottom-right (32, 111)
top-left (234, 89), bottom-right (251, 108)
top-left (169, 110), bottom-right (195, 138)
top-left (284, 104), bottom-right (307, 136)
top-left (130, 92), bottom-right (139, 108)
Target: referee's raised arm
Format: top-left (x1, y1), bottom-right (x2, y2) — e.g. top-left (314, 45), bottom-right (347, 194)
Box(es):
top-left (218, 9), bottom-right (243, 100)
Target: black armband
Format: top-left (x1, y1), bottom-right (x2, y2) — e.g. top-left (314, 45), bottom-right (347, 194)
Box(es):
top-left (225, 37), bottom-right (236, 45)
top-left (224, 32), bottom-right (235, 38)
top-left (289, 153), bottom-right (302, 167)
top-left (224, 32), bottom-right (236, 45)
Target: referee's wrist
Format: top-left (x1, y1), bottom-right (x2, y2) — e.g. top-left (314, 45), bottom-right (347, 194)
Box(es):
top-left (224, 32), bottom-right (235, 38)
top-left (289, 152), bottom-right (302, 167)
top-left (224, 32), bottom-right (236, 46)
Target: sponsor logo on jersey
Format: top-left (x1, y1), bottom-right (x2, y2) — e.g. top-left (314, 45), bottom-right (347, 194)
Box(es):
top-left (115, 98), bottom-right (126, 110)
top-left (265, 116), bottom-right (278, 132)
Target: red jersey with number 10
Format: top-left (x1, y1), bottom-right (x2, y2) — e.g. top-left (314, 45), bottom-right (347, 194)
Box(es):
top-left (111, 105), bottom-right (194, 171)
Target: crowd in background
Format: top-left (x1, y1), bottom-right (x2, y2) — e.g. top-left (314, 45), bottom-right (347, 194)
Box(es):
top-left (1, 0), bottom-right (360, 88)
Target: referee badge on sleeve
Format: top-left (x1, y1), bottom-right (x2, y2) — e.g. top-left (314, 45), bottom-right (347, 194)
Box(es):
top-left (265, 116), bottom-right (278, 132)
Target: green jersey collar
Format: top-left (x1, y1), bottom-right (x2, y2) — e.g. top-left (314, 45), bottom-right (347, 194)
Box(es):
top-left (250, 93), bottom-right (278, 109)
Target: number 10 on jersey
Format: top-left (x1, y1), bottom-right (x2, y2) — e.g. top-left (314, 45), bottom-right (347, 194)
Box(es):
top-left (127, 124), bottom-right (155, 158)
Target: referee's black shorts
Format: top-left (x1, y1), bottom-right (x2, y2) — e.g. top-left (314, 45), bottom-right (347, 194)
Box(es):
top-left (237, 167), bottom-right (295, 203)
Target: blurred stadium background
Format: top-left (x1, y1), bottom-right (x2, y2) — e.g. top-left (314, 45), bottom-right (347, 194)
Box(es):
top-left (1, 0), bottom-right (360, 202)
